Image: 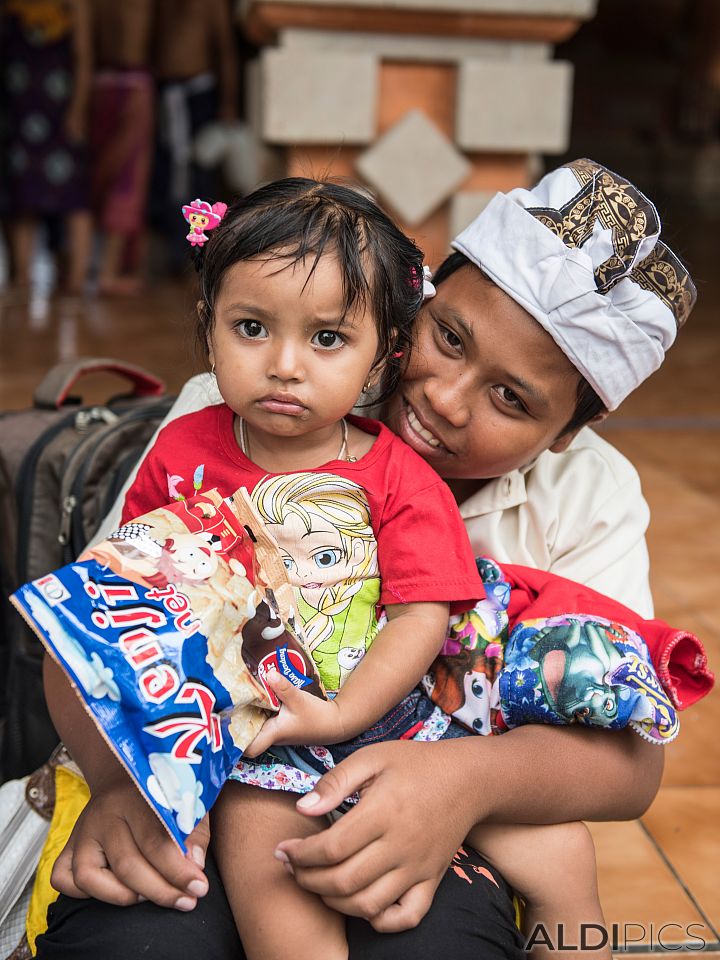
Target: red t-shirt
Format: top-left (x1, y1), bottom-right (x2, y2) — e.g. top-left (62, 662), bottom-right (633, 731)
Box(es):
top-left (122, 405), bottom-right (484, 612)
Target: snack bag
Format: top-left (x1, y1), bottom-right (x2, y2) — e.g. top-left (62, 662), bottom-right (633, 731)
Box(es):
top-left (11, 488), bottom-right (324, 849)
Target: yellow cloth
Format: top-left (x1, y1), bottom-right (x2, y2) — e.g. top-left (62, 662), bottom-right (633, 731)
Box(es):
top-left (26, 766), bottom-right (90, 954)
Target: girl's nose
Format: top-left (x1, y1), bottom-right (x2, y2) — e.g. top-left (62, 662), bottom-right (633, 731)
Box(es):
top-left (423, 374), bottom-right (471, 428)
top-left (269, 340), bottom-right (305, 382)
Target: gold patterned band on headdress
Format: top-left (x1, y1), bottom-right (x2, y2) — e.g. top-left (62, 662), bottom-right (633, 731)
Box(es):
top-left (526, 159), bottom-right (695, 329)
top-left (629, 241), bottom-right (695, 329)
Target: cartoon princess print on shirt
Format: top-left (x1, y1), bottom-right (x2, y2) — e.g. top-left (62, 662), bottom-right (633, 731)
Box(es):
top-left (250, 473), bottom-right (380, 694)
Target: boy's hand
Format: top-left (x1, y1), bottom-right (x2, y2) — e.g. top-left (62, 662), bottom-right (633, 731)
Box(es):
top-left (51, 772), bottom-right (210, 910)
top-left (244, 669), bottom-right (345, 757)
top-left (274, 739), bottom-right (482, 932)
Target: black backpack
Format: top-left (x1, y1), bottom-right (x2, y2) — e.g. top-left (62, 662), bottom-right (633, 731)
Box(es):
top-left (0, 358), bottom-right (175, 780)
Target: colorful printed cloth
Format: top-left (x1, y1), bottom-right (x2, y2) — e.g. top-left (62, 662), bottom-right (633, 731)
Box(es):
top-left (428, 559), bottom-right (680, 743)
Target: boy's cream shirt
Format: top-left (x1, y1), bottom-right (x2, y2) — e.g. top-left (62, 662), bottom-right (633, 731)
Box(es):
top-left (459, 428), bottom-right (653, 618)
top-left (96, 374), bottom-right (653, 618)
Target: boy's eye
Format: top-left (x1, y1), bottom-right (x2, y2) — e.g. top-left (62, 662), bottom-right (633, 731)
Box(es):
top-left (313, 548), bottom-right (342, 569)
top-left (493, 385), bottom-right (525, 411)
top-left (312, 330), bottom-right (344, 350)
top-left (432, 316), bottom-right (463, 353)
top-left (237, 320), bottom-right (267, 339)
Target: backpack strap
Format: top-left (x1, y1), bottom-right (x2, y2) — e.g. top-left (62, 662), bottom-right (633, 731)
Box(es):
top-left (33, 359), bottom-right (165, 409)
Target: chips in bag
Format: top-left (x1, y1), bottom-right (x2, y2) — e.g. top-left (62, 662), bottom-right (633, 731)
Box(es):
top-left (11, 488), bottom-right (324, 849)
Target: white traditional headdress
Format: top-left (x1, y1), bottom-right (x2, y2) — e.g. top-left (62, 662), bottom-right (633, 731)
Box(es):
top-left (451, 159), bottom-right (696, 410)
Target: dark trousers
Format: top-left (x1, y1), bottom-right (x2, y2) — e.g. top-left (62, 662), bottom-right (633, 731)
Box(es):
top-left (36, 846), bottom-right (524, 960)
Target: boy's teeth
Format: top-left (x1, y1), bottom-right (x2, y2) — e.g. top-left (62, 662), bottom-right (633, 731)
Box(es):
top-left (407, 407), bottom-right (441, 447)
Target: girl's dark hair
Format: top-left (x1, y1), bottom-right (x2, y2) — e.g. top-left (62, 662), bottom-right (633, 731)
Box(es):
top-left (432, 251), bottom-right (607, 434)
top-left (194, 178), bottom-right (424, 404)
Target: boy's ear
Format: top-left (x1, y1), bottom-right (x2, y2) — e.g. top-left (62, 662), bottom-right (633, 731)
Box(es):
top-left (549, 412), bottom-right (608, 453)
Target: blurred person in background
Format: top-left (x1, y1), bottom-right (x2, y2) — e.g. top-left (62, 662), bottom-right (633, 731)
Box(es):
top-left (149, 0), bottom-right (238, 274)
top-left (0, 0), bottom-right (93, 295)
top-left (88, 0), bottom-right (154, 296)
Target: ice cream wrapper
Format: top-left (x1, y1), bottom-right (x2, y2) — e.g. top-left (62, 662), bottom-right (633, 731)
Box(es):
top-left (11, 489), bottom-right (325, 849)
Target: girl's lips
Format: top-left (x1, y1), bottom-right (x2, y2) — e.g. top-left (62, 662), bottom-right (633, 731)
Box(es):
top-left (258, 397), bottom-right (306, 416)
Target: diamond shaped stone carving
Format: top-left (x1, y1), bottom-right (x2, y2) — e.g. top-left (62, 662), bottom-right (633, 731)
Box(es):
top-left (356, 110), bottom-right (470, 226)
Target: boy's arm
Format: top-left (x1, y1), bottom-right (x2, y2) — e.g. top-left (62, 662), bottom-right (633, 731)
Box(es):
top-left (245, 602), bottom-right (448, 755)
top-left (276, 724), bottom-right (663, 931)
top-left (43, 656), bottom-right (211, 908)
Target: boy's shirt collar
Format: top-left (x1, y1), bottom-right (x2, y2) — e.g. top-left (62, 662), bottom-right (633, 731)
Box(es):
top-left (458, 463), bottom-right (531, 517)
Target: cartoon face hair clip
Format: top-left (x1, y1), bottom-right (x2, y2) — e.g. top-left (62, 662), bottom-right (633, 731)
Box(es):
top-left (181, 199), bottom-right (228, 247)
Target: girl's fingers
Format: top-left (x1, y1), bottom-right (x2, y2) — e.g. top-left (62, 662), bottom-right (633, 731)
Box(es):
top-left (243, 723), bottom-right (275, 758)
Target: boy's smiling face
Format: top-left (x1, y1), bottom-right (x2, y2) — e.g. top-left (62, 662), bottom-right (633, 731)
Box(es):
top-left (387, 264), bottom-right (585, 481)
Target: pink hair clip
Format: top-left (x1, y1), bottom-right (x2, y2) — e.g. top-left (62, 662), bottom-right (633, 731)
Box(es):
top-left (181, 199), bottom-right (228, 248)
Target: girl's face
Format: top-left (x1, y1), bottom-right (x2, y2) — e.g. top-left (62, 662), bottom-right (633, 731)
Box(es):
top-left (387, 265), bottom-right (584, 481)
top-left (208, 254), bottom-right (380, 457)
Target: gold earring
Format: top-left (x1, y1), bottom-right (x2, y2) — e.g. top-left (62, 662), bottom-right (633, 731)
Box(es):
top-left (211, 363), bottom-right (216, 376)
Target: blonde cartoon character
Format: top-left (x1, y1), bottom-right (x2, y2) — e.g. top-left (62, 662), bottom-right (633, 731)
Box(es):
top-left (251, 473), bottom-right (379, 693)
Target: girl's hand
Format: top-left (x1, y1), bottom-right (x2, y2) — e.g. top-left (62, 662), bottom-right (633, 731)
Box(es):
top-left (275, 739), bottom-right (483, 932)
top-left (51, 772), bottom-right (210, 910)
top-left (244, 669), bottom-right (346, 757)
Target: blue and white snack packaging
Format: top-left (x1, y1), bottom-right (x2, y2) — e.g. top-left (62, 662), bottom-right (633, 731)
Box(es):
top-left (11, 488), bottom-right (325, 850)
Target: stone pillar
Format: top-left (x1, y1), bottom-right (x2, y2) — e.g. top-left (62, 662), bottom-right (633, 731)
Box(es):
top-left (240, 0), bottom-right (597, 265)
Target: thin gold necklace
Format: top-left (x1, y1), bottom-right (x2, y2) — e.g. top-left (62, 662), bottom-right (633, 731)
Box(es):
top-left (237, 418), bottom-right (354, 462)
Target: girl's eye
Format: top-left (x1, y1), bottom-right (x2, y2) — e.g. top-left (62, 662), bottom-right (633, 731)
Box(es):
top-left (312, 330), bottom-right (344, 350)
top-left (493, 385), bottom-right (525, 411)
top-left (237, 320), bottom-right (267, 339)
top-left (282, 557), bottom-right (296, 573)
top-left (313, 548), bottom-right (342, 569)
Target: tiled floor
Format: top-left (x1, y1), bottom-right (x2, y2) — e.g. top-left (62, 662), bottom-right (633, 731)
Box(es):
top-left (0, 214), bottom-right (717, 954)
